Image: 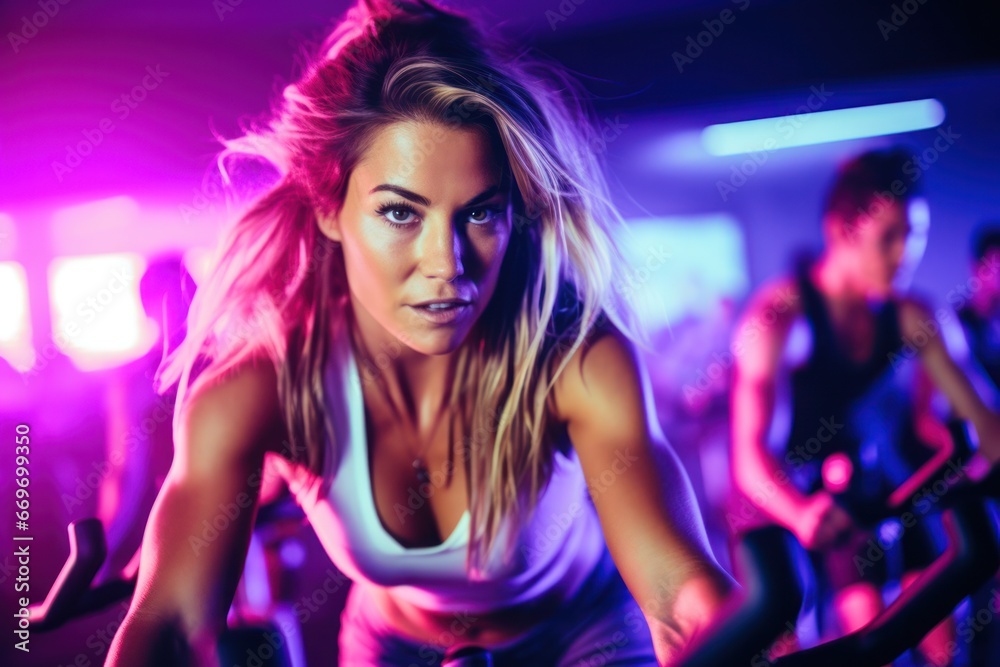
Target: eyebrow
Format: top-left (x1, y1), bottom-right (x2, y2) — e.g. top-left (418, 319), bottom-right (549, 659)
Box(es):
top-left (369, 184), bottom-right (501, 208)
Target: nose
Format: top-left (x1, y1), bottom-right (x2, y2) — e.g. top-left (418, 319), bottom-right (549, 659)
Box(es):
top-left (419, 217), bottom-right (465, 281)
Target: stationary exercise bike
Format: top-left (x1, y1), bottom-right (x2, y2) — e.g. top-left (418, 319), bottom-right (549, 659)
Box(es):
top-left (34, 420), bottom-right (1000, 667)
top-left (675, 419), bottom-right (1000, 667)
top-left (29, 494), bottom-right (492, 666)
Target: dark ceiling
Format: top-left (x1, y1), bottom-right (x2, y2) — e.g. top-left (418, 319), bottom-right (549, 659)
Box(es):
top-left (1, 0), bottom-right (998, 204)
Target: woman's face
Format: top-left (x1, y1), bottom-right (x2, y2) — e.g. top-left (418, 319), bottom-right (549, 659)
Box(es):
top-left (320, 120), bottom-right (513, 356)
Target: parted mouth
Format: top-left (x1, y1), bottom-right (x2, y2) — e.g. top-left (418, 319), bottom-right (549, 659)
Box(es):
top-left (411, 298), bottom-right (472, 307)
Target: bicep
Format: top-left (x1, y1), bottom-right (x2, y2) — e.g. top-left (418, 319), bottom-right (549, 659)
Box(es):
top-left (134, 460), bottom-right (263, 636)
top-left (129, 361), bottom-right (282, 637)
top-left (730, 306), bottom-right (791, 479)
top-left (557, 331), bottom-right (720, 601)
top-left (904, 301), bottom-right (988, 419)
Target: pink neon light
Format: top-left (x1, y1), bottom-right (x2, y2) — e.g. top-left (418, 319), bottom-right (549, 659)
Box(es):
top-left (822, 452), bottom-right (854, 494)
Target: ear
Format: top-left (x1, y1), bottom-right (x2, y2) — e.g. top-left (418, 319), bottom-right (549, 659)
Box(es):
top-left (316, 208), bottom-right (343, 243)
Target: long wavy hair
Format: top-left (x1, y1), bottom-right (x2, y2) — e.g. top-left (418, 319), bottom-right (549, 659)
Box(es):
top-left (157, 0), bottom-right (652, 575)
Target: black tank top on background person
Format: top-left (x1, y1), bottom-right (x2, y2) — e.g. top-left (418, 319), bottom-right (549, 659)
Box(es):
top-left (780, 258), bottom-right (906, 525)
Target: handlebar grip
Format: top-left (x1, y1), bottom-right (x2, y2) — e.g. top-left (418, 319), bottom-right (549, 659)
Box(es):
top-left (774, 495), bottom-right (1000, 667)
top-left (676, 525), bottom-right (805, 667)
top-left (27, 518), bottom-right (107, 631)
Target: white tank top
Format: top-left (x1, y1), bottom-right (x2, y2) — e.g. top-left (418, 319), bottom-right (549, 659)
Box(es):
top-left (268, 328), bottom-right (606, 614)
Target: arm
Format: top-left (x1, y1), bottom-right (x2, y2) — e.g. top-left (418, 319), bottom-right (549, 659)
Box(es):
top-left (729, 282), bottom-right (850, 549)
top-left (899, 298), bottom-right (1000, 466)
top-left (105, 358), bottom-right (286, 666)
top-left (887, 362), bottom-right (956, 507)
top-left (552, 326), bottom-right (736, 666)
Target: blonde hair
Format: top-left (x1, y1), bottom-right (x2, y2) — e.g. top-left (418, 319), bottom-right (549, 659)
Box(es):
top-left (157, 0), bottom-right (652, 574)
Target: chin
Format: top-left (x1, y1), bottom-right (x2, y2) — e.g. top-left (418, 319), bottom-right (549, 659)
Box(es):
top-left (403, 329), bottom-right (472, 356)
top-left (868, 282), bottom-right (894, 299)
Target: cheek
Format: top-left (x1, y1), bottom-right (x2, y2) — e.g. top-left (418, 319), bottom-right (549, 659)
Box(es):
top-left (344, 233), bottom-right (406, 296)
top-left (481, 235), bottom-right (511, 284)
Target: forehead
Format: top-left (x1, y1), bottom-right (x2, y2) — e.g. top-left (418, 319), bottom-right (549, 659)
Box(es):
top-left (862, 198), bottom-right (911, 231)
top-left (352, 120), bottom-right (503, 196)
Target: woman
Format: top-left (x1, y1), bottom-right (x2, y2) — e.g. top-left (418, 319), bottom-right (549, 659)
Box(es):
top-left (106, 1), bottom-right (734, 665)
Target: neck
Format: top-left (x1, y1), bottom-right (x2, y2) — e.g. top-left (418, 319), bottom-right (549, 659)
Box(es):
top-left (811, 252), bottom-right (872, 305)
top-left (346, 301), bottom-right (461, 437)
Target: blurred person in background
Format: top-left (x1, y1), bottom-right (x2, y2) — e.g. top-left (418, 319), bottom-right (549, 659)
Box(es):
top-left (729, 147), bottom-right (1000, 666)
top-left (96, 252), bottom-right (195, 578)
top-left (953, 221), bottom-right (1000, 667)
top-left (956, 221), bottom-right (1000, 407)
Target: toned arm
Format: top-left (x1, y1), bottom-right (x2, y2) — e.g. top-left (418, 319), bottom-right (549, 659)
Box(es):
top-left (552, 326), bottom-right (736, 665)
top-left (105, 358), bottom-right (286, 666)
top-left (729, 280), bottom-right (852, 550)
top-left (729, 281), bottom-right (809, 530)
top-left (899, 297), bottom-right (1000, 467)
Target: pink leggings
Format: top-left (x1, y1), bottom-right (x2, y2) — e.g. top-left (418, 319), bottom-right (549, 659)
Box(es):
top-left (337, 547), bottom-right (658, 666)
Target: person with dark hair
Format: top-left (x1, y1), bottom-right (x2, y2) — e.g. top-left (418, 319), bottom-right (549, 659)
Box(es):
top-left (956, 221), bottom-right (1000, 398)
top-left (106, 2), bottom-right (734, 665)
top-left (730, 147), bottom-right (1000, 664)
top-left (951, 220), bottom-right (1000, 667)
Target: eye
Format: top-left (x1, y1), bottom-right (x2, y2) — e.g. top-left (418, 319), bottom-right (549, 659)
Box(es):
top-left (466, 206), bottom-right (504, 225)
top-left (375, 201), bottom-right (419, 229)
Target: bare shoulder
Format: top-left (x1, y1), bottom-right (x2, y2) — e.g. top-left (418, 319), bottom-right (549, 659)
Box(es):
top-left (549, 322), bottom-right (642, 425)
top-left (731, 275), bottom-right (802, 375)
top-left (178, 356), bottom-right (287, 478)
top-left (895, 291), bottom-right (937, 336)
top-left (742, 275), bottom-right (802, 327)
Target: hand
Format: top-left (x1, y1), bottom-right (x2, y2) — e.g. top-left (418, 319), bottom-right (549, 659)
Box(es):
top-left (794, 491), bottom-right (853, 551)
top-left (649, 568), bottom-right (736, 666)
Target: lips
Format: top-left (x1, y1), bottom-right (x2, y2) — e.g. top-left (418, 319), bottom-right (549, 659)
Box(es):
top-left (409, 301), bottom-right (472, 324)
top-left (411, 298), bottom-right (472, 307)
